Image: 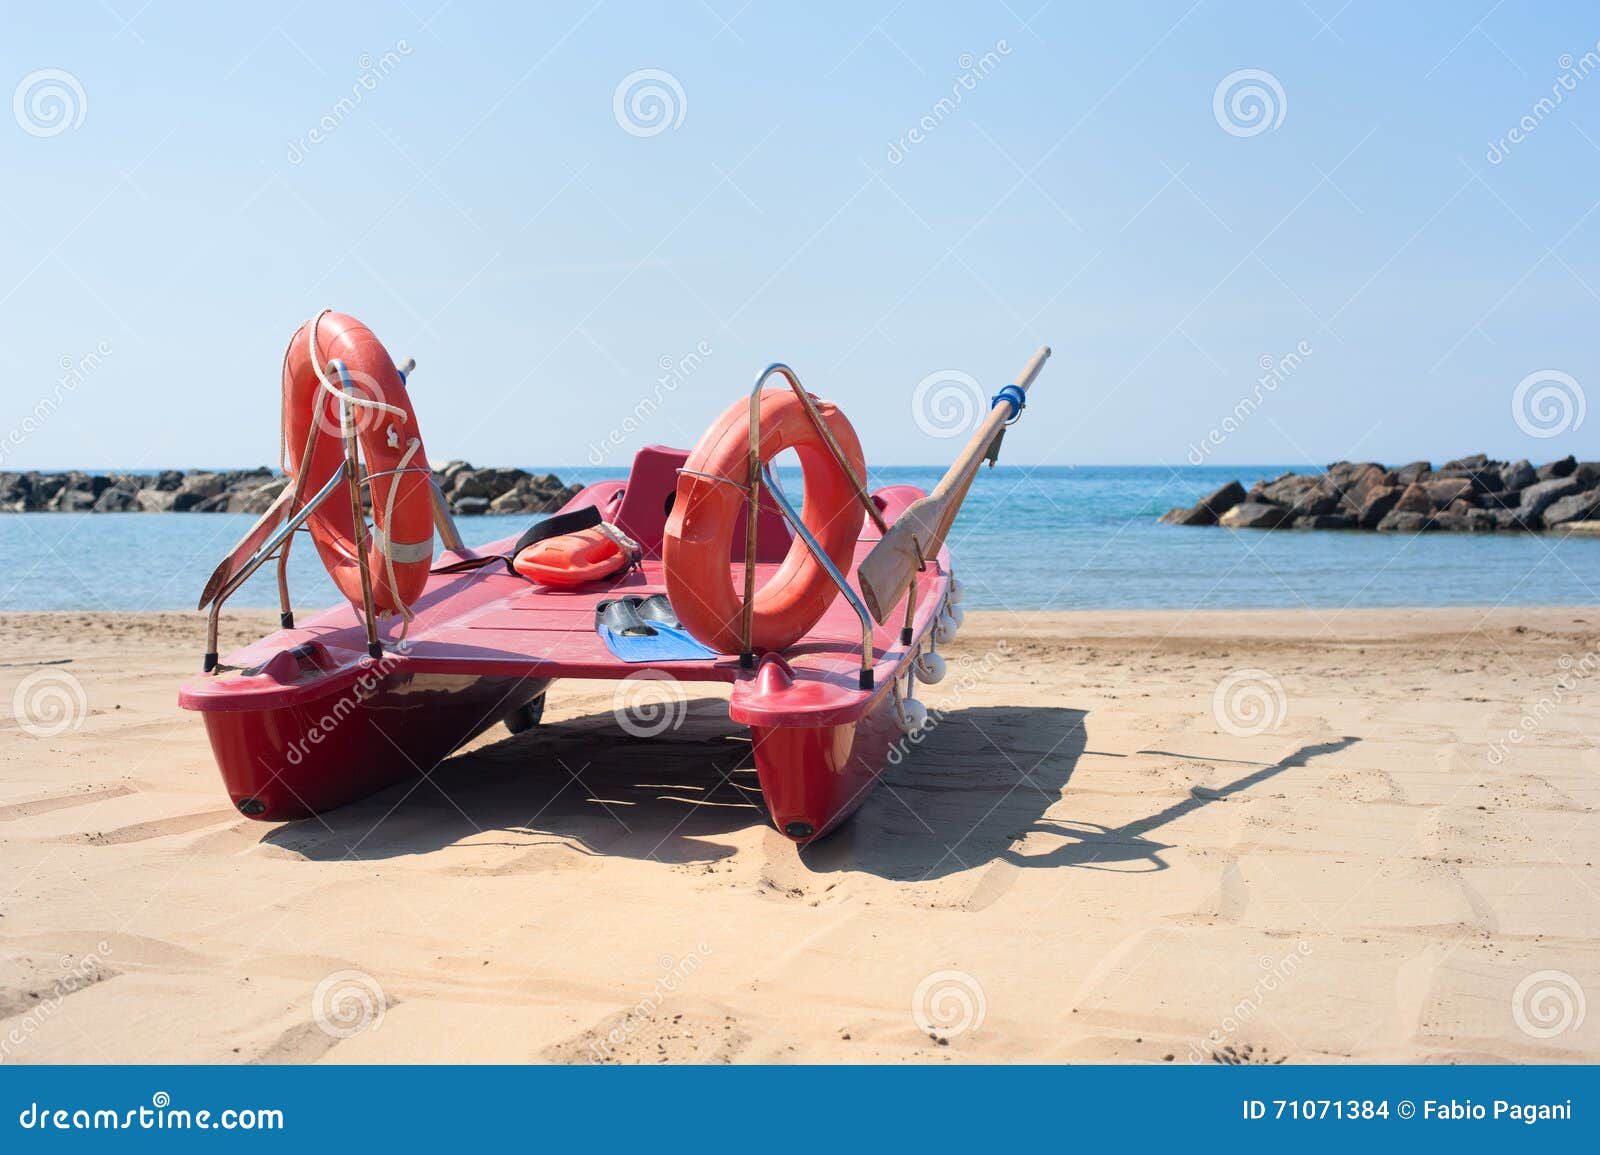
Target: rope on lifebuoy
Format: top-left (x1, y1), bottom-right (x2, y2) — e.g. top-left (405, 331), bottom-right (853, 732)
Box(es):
top-left (285, 312), bottom-right (431, 634)
top-left (379, 434), bottom-right (424, 637)
top-left (309, 309), bottom-right (409, 423)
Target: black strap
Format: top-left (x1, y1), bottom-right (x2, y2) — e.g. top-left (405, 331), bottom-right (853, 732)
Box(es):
top-left (430, 505), bottom-right (605, 576)
top-left (511, 504), bottom-right (601, 555)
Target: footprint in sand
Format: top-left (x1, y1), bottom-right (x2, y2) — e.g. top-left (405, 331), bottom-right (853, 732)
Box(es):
top-left (0, 784), bottom-right (135, 822)
top-left (61, 809), bottom-right (241, 846)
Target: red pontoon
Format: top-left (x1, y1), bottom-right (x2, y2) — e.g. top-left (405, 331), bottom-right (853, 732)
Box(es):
top-left (180, 320), bottom-right (1047, 845)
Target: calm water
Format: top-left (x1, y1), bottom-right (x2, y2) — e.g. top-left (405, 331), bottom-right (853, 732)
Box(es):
top-left (2, 466), bottom-right (1596, 613)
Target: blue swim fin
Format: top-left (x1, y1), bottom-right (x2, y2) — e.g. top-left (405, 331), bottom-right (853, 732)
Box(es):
top-left (596, 595), bottom-right (717, 662)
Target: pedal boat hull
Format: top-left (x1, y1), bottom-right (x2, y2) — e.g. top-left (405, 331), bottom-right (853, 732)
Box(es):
top-left (179, 480), bottom-right (951, 844)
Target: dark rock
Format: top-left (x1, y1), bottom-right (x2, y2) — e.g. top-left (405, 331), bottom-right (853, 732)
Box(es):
top-left (1159, 504), bottom-right (1207, 526)
top-left (1475, 489), bottom-right (1520, 512)
top-left (1357, 485), bottom-right (1402, 528)
top-left (488, 490), bottom-right (527, 515)
top-left (1433, 499), bottom-right (1492, 533)
top-left (94, 479), bottom-right (140, 512)
top-left (1296, 513), bottom-right (1354, 530)
top-left (1499, 459), bottom-right (1536, 490)
top-left (1158, 480), bottom-right (1248, 527)
top-left (227, 479), bottom-right (287, 513)
top-left (1536, 455), bottom-right (1576, 481)
top-left (1394, 483), bottom-right (1434, 515)
top-left (1377, 510), bottom-right (1432, 533)
top-left (1419, 477), bottom-right (1474, 509)
top-left (1258, 473), bottom-right (1319, 507)
top-left (482, 467), bottom-right (530, 491)
top-left (1200, 480), bottom-right (1247, 517)
top-left (178, 471), bottom-right (226, 499)
top-left (1542, 488), bottom-right (1600, 527)
top-left (1287, 481), bottom-right (1344, 518)
top-left (1518, 476), bottom-right (1583, 522)
top-left (1340, 464), bottom-right (1392, 506)
top-left (1574, 462), bottom-right (1600, 488)
top-left (0, 466), bottom-right (574, 517)
top-left (453, 495), bottom-right (491, 516)
top-left (1441, 453), bottom-right (1490, 471)
top-left (1394, 461), bottom-right (1431, 485)
top-left (1218, 501), bottom-right (1290, 529)
top-left (1431, 467), bottom-right (1497, 493)
top-left (1325, 461), bottom-right (1369, 487)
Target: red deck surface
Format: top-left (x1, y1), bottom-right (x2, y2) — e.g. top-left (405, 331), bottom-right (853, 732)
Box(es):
top-left (180, 486), bottom-right (949, 729)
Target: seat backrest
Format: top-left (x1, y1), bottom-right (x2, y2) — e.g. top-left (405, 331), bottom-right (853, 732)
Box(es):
top-left (612, 445), bottom-right (792, 562)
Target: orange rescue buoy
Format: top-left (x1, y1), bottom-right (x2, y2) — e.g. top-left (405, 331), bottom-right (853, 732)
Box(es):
top-left (282, 311), bottom-right (433, 615)
top-left (514, 527), bottom-right (631, 587)
top-left (663, 389), bottom-right (864, 653)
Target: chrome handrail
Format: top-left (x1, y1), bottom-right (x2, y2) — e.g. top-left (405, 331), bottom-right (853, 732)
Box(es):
top-left (203, 463), bottom-right (352, 670)
top-left (203, 354), bottom-right (444, 671)
top-left (760, 464), bottom-right (875, 690)
top-left (739, 362), bottom-right (883, 687)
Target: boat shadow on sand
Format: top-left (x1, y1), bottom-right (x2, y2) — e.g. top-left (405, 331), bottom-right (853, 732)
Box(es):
top-left (260, 700), bottom-right (1353, 881)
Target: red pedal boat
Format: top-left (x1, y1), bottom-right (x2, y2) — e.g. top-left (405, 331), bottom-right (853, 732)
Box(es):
top-left (180, 313), bottom-right (1049, 845)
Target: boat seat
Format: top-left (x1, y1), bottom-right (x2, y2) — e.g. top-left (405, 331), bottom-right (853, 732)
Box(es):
top-left (612, 445), bottom-right (791, 562)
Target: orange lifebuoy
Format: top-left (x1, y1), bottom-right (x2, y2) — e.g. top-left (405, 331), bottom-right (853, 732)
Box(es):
top-left (514, 527), bottom-right (628, 587)
top-left (282, 312), bottom-right (432, 615)
top-left (664, 389), bottom-right (865, 654)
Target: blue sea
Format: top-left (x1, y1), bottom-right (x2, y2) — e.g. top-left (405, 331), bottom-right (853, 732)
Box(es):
top-left (1, 466), bottom-right (1596, 613)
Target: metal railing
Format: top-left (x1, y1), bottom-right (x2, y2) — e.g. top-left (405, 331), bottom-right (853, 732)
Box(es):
top-left (198, 357), bottom-right (458, 672)
top-left (740, 364), bottom-right (890, 690)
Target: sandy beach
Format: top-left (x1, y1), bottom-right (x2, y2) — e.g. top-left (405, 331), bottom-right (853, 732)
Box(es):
top-left (2, 606), bottom-right (1597, 1064)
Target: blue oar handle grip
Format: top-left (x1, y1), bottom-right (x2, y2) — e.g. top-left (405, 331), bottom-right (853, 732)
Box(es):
top-left (991, 384), bottom-right (1027, 424)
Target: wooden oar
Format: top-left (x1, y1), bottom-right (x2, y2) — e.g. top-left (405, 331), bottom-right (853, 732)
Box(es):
top-left (856, 346), bottom-right (1051, 623)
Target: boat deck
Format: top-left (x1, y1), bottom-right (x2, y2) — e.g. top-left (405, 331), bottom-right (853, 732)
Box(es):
top-left (182, 537), bottom-right (950, 728)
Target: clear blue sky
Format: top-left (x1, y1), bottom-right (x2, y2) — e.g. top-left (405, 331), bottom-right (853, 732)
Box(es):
top-left (3, 1), bottom-right (1597, 474)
